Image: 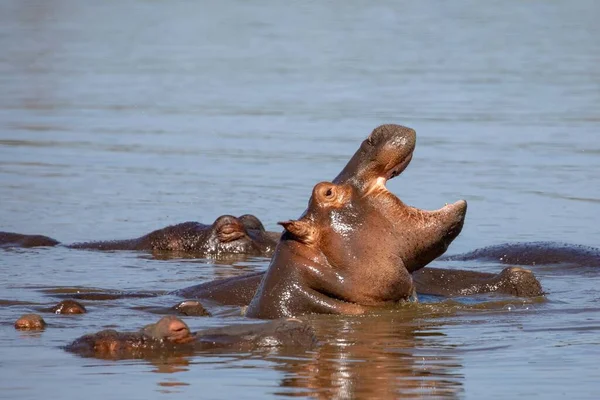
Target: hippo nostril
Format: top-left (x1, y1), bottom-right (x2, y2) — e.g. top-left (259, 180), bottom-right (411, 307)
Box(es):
top-left (218, 229), bottom-right (246, 242)
top-left (220, 226), bottom-right (236, 235)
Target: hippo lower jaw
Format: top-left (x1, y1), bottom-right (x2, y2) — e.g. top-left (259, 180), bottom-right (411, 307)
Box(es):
top-left (366, 169), bottom-right (467, 235)
top-left (328, 124), bottom-right (468, 266)
top-left (439, 200), bottom-right (468, 242)
top-left (362, 138), bottom-right (463, 219)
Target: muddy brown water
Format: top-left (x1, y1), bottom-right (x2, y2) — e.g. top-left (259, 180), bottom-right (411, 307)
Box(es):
top-left (1, 1), bottom-right (599, 399)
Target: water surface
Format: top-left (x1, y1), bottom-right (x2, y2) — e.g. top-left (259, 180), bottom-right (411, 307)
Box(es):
top-left (1, 1), bottom-right (599, 399)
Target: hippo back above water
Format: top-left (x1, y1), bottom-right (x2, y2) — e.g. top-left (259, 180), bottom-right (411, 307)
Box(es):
top-left (442, 241), bottom-right (600, 267)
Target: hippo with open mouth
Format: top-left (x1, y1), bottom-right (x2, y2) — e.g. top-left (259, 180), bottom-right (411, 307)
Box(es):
top-left (177, 125), bottom-right (544, 310)
top-left (244, 125), bottom-right (467, 318)
top-left (5, 124), bottom-right (547, 313)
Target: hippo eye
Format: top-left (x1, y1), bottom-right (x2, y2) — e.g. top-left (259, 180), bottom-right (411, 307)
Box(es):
top-left (325, 188), bottom-right (333, 197)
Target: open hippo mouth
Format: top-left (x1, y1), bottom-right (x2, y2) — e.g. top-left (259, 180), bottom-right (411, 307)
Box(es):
top-left (334, 124), bottom-right (417, 192)
top-left (386, 152), bottom-right (413, 180)
top-left (333, 124), bottom-right (467, 272)
top-left (335, 124), bottom-right (464, 209)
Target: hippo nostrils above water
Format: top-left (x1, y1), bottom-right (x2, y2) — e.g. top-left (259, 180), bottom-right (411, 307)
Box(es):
top-left (0, 214), bottom-right (279, 257)
top-left (245, 124), bottom-right (467, 319)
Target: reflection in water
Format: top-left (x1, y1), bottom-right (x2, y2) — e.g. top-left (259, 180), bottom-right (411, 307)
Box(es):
top-left (152, 357), bottom-right (191, 393)
top-left (272, 313), bottom-right (463, 399)
top-left (151, 356), bottom-right (191, 374)
top-left (16, 330), bottom-right (45, 340)
top-left (114, 310), bottom-right (459, 399)
top-left (90, 310), bottom-right (465, 398)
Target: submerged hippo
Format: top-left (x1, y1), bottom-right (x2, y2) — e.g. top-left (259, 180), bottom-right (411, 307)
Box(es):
top-left (65, 316), bottom-right (316, 359)
top-left (412, 266), bottom-right (543, 297)
top-left (441, 241), bottom-right (600, 267)
top-left (14, 313), bottom-right (47, 330)
top-left (39, 299), bottom-right (87, 314)
top-left (0, 214), bottom-right (279, 257)
top-left (0, 232), bottom-right (59, 248)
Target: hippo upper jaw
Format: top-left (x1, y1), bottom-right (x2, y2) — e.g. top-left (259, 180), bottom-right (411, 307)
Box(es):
top-left (334, 124), bottom-right (416, 190)
top-left (385, 151), bottom-right (413, 181)
top-left (332, 125), bottom-right (468, 274)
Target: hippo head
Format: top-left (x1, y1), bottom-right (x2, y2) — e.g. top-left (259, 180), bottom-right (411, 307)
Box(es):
top-left (161, 214), bottom-right (279, 256)
top-left (141, 316), bottom-right (195, 344)
top-left (278, 125), bottom-right (467, 306)
top-left (65, 316), bottom-right (196, 359)
top-left (333, 124), bottom-right (467, 272)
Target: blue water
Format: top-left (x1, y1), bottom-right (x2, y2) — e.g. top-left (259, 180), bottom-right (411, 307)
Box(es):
top-left (1, 1), bottom-right (599, 399)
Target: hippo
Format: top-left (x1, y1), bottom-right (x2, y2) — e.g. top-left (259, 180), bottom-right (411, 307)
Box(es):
top-left (42, 299), bottom-right (87, 314)
top-left (0, 232), bottom-right (59, 248)
top-left (0, 214), bottom-right (279, 257)
top-left (412, 266), bottom-right (543, 297)
top-left (242, 124), bottom-right (466, 318)
top-left (12, 302), bottom-right (85, 331)
top-left (176, 263), bottom-right (543, 307)
top-left (441, 241), bottom-right (600, 267)
top-left (65, 316), bottom-right (317, 359)
top-left (30, 125), bottom-right (543, 315)
top-left (177, 125), bottom-right (548, 312)
top-left (132, 300), bottom-right (212, 317)
top-left (14, 313), bottom-right (47, 330)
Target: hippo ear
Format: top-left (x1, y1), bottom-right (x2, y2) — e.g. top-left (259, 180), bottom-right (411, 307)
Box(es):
top-left (278, 220), bottom-right (316, 245)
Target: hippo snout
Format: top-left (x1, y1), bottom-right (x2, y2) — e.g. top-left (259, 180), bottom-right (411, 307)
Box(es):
top-left (441, 200), bottom-right (468, 244)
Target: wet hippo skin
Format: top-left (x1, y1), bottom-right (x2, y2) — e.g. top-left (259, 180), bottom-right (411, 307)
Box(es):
top-left (441, 241), bottom-right (600, 267)
top-left (177, 265), bottom-right (543, 307)
top-left (0, 214), bottom-right (279, 257)
top-left (12, 302), bottom-right (86, 332)
top-left (133, 300), bottom-right (212, 317)
top-left (0, 232), bottom-right (59, 248)
top-left (65, 316), bottom-right (317, 359)
top-left (177, 125), bottom-right (545, 309)
top-left (412, 267), bottom-right (543, 297)
top-left (14, 313), bottom-right (47, 330)
top-left (43, 300), bottom-right (87, 314)
top-left (246, 125), bottom-right (468, 318)
top-left (5, 124), bottom-right (556, 311)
